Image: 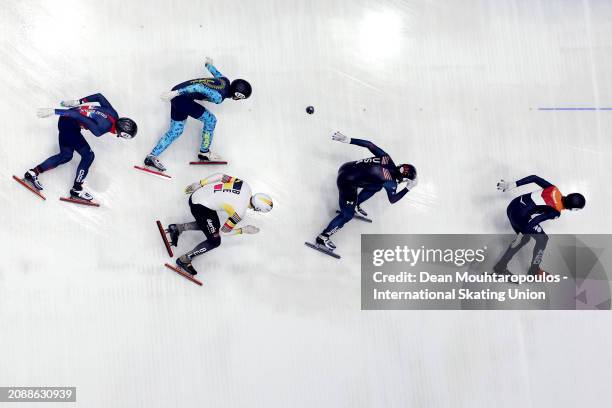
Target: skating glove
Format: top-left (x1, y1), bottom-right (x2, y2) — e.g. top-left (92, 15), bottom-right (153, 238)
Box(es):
top-left (37, 108), bottom-right (55, 118)
top-left (60, 100), bottom-right (81, 107)
top-left (405, 177), bottom-right (418, 190)
top-left (497, 179), bottom-right (516, 192)
top-left (205, 57), bottom-right (214, 67)
top-left (240, 225), bottom-right (260, 235)
top-left (332, 131), bottom-right (350, 143)
top-left (161, 90), bottom-right (180, 101)
top-left (184, 182), bottom-right (201, 194)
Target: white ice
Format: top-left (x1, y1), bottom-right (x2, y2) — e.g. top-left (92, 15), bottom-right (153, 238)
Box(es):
top-left (1, 1), bottom-right (611, 407)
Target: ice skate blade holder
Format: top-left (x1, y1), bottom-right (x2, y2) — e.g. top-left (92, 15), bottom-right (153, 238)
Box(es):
top-left (60, 197), bottom-right (100, 207)
top-left (13, 175), bottom-right (46, 200)
top-left (134, 165), bottom-right (172, 179)
top-left (304, 242), bottom-right (341, 259)
top-left (156, 220), bottom-right (174, 257)
top-left (164, 263), bottom-right (203, 286)
top-left (189, 161), bottom-right (228, 165)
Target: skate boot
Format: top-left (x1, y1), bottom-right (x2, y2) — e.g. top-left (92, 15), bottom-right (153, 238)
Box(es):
top-left (197, 150), bottom-right (223, 162)
top-left (176, 255), bottom-right (198, 276)
top-left (316, 234), bottom-right (336, 251)
top-left (492, 263), bottom-right (514, 277)
top-left (70, 185), bottom-right (94, 201)
top-left (144, 154), bottom-right (166, 172)
top-left (24, 169), bottom-right (43, 190)
top-left (356, 205), bottom-right (368, 218)
top-left (529, 268), bottom-right (551, 278)
top-left (166, 224), bottom-right (180, 247)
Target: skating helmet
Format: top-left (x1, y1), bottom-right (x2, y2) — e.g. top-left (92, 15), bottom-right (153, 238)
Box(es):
top-left (116, 117), bottom-right (137, 139)
top-left (563, 193), bottom-right (585, 211)
top-left (251, 193), bottom-right (273, 212)
top-left (230, 79), bottom-right (252, 100)
top-left (396, 164), bottom-right (417, 181)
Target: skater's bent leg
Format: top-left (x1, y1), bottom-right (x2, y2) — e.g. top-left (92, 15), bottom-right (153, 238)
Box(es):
top-left (183, 235), bottom-right (221, 260)
top-left (196, 110), bottom-right (217, 153)
top-left (321, 185), bottom-right (357, 236)
top-left (357, 186), bottom-right (382, 206)
top-left (74, 143), bottom-right (95, 186)
top-left (35, 146), bottom-right (74, 173)
top-left (494, 232), bottom-right (531, 271)
top-left (176, 221), bottom-right (199, 233)
top-left (528, 231), bottom-right (549, 275)
top-left (150, 119), bottom-right (186, 156)
top-left (185, 201), bottom-right (222, 260)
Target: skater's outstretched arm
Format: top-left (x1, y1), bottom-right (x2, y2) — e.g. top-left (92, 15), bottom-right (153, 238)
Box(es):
top-left (384, 181), bottom-right (409, 204)
top-left (497, 175), bottom-right (553, 192)
top-left (221, 225), bottom-right (259, 236)
top-left (184, 174), bottom-right (234, 194)
top-left (205, 57), bottom-right (224, 78)
top-left (53, 109), bottom-right (106, 136)
top-left (331, 132), bottom-right (388, 156)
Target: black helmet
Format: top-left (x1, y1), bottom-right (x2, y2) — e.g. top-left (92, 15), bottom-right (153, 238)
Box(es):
top-left (116, 117), bottom-right (137, 139)
top-left (396, 164), bottom-right (417, 181)
top-left (563, 193), bottom-right (585, 210)
top-left (230, 79), bottom-right (252, 100)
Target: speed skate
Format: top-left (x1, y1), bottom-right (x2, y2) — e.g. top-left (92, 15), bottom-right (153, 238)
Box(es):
top-left (12, 175), bottom-right (46, 200)
top-left (304, 242), bottom-right (341, 259)
top-left (336, 210), bottom-right (372, 223)
top-left (164, 263), bottom-right (203, 286)
top-left (189, 160), bottom-right (228, 165)
top-left (60, 197), bottom-right (100, 207)
top-left (133, 165), bottom-right (172, 179)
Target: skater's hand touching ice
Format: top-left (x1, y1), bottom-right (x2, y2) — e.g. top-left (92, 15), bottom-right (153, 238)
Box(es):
top-left (37, 108), bottom-right (55, 118)
top-left (161, 90), bottom-right (179, 101)
top-left (240, 225), bottom-right (259, 235)
top-left (405, 177), bottom-right (418, 190)
top-left (205, 57), bottom-right (214, 66)
top-left (332, 131), bottom-right (350, 143)
top-left (60, 100), bottom-right (80, 108)
top-left (497, 179), bottom-right (516, 192)
top-left (184, 182), bottom-right (202, 194)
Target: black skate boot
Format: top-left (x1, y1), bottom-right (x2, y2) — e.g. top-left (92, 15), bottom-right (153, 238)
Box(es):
top-left (144, 154), bottom-right (166, 172)
top-left (316, 234), bottom-right (336, 251)
top-left (24, 169), bottom-right (43, 190)
top-left (176, 255), bottom-right (198, 276)
top-left (167, 224), bottom-right (180, 247)
top-left (492, 263), bottom-right (514, 277)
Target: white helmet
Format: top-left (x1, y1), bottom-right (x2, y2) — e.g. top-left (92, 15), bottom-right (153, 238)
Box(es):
top-left (251, 193), bottom-right (273, 212)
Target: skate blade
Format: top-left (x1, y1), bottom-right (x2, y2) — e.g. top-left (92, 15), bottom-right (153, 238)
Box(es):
top-left (156, 220), bottom-right (174, 257)
top-left (164, 263), bottom-right (203, 286)
top-left (336, 210), bottom-right (372, 223)
top-left (189, 161), bottom-right (228, 165)
top-left (60, 197), bottom-right (100, 207)
top-left (133, 165), bottom-right (172, 179)
top-left (304, 242), bottom-right (341, 259)
top-left (12, 175), bottom-right (46, 200)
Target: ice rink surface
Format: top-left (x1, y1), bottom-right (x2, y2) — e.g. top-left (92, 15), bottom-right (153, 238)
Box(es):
top-left (1, 0), bottom-right (611, 406)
